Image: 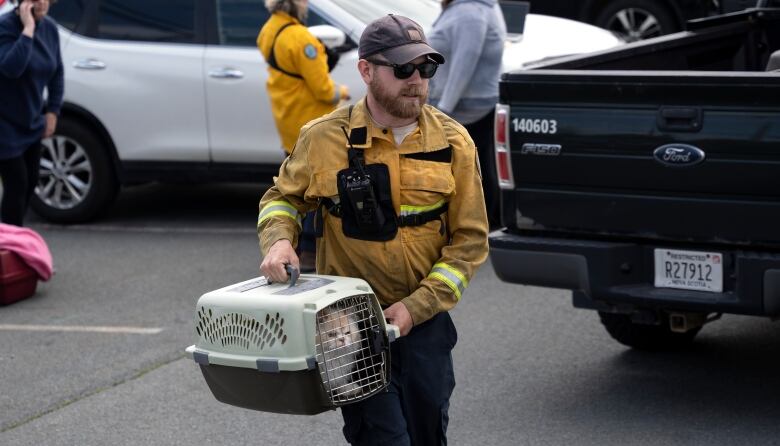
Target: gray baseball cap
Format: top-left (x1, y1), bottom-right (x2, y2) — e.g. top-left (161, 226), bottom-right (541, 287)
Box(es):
top-left (359, 14), bottom-right (445, 65)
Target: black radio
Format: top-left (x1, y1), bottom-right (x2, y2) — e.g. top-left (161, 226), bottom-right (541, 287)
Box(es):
top-left (342, 171), bottom-right (386, 232)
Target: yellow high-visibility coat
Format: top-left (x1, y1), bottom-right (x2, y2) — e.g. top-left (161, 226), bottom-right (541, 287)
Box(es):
top-left (257, 12), bottom-right (348, 153)
top-left (257, 99), bottom-right (489, 325)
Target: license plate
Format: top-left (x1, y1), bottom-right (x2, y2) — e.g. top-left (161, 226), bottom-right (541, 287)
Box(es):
top-left (654, 249), bottom-right (723, 292)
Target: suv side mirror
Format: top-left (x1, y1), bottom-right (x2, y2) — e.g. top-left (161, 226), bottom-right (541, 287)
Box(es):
top-left (499, 0), bottom-right (529, 35)
top-left (308, 25), bottom-right (346, 49)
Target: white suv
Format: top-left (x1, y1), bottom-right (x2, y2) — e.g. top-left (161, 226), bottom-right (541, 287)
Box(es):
top-left (36, 0), bottom-right (620, 222)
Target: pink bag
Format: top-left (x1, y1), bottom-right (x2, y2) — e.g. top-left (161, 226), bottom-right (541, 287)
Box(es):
top-left (0, 223), bottom-right (54, 281)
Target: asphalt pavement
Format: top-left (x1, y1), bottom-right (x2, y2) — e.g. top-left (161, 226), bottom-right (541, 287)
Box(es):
top-left (1, 182), bottom-right (780, 445)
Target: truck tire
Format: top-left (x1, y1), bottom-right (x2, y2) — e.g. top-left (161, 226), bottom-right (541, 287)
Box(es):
top-left (595, 0), bottom-right (680, 42)
top-left (31, 116), bottom-right (118, 223)
top-left (598, 311), bottom-right (700, 350)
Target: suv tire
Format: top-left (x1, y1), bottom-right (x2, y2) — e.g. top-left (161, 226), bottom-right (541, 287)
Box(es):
top-left (598, 311), bottom-right (700, 350)
top-left (31, 117), bottom-right (118, 223)
top-left (595, 0), bottom-right (679, 42)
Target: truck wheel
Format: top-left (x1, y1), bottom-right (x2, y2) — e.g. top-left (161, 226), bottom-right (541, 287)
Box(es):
top-left (31, 117), bottom-right (118, 223)
top-left (595, 0), bottom-right (679, 42)
top-left (598, 311), bottom-right (700, 350)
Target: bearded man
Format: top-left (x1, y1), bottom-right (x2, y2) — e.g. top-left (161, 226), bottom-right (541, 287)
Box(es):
top-left (257, 14), bottom-right (489, 446)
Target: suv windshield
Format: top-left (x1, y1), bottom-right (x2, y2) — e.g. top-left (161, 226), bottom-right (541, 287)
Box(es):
top-left (331, 0), bottom-right (441, 28)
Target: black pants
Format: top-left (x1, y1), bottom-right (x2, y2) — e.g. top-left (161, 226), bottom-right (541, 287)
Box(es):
top-left (341, 312), bottom-right (458, 446)
top-left (464, 110), bottom-right (499, 228)
top-left (0, 143), bottom-right (42, 226)
top-left (299, 210), bottom-right (316, 253)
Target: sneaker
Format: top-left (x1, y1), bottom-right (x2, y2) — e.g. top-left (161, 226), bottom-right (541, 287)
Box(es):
top-left (298, 251), bottom-right (316, 273)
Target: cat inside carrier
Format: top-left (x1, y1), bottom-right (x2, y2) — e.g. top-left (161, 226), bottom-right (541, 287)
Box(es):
top-left (185, 271), bottom-right (399, 415)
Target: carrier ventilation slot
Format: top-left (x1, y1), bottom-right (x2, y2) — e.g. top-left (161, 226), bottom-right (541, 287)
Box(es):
top-left (315, 295), bottom-right (388, 405)
top-left (196, 307), bottom-right (287, 351)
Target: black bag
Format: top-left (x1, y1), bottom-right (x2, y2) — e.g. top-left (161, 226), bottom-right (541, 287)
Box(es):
top-left (321, 40), bottom-right (341, 72)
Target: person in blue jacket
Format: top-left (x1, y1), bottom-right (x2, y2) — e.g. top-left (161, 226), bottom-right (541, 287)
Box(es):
top-left (428, 0), bottom-right (505, 227)
top-left (0, 0), bottom-right (63, 226)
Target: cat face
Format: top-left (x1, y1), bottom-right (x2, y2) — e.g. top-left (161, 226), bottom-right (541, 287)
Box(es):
top-left (315, 305), bottom-right (369, 400)
top-left (317, 308), bottom-right (361, 350)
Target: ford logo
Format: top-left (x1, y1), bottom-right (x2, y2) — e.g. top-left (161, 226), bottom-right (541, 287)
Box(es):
top-left (652, 144), bottom-right (705, 167)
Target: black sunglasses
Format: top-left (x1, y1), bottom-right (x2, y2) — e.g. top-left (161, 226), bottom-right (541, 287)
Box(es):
top-left (368, 58), bottom-right (439, 80)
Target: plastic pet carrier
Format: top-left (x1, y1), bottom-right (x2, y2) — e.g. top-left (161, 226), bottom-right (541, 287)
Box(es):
top-left (185, 271), bottom-right (399, 415)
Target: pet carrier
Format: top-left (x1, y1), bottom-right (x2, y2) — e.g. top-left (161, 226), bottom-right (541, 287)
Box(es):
top-left (185, 270), bottom-right (399, 415)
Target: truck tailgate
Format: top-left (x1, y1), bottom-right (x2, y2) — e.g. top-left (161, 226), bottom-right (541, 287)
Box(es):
top-left (500, 70), bottom-right (780, 246)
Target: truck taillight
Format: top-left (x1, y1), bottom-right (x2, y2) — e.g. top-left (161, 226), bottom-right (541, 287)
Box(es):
top-left (494, 104), bottom-right (514, 189)
top-left (495, 109), bottom-right (506, 146)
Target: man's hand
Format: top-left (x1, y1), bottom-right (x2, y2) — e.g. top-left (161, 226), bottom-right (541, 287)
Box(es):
top-left (259, 239), bottom-right (298, 283)
top-left (19, 1), bottom-right (36, 37)
top-left (383, 302), bottom-right (413, 337)
top-left (44, 112), bottom-right (57, 138)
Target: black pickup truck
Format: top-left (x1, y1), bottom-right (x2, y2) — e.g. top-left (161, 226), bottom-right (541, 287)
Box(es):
top-left (489, 5), bottom-right (780, 349)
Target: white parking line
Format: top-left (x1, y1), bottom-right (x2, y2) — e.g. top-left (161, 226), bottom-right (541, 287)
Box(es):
top-left (0, 324), bottom-right (164, 334)
top-left (31, 223), bottom-right (255, 235)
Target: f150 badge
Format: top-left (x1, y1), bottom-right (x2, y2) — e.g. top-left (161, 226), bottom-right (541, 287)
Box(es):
top-left (521, 143), bottom-right (561, 156)
top-left (652, 144), bottom-right (705, 167)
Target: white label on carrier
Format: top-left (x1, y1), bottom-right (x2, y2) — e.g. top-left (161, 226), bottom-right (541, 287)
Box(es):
top-left (230, 277), bottom-right (271, 293)
top-left (273, 278), bottom-right (335, 295)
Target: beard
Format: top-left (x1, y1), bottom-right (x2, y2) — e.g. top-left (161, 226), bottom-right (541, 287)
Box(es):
top-left (368, 75), bottom-right (428, 120)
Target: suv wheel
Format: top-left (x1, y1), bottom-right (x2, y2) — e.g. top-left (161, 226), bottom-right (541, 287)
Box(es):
top-left (31, 117), bottom-right (118, 223)
top-left (598, 311), bottom-right (700, 350)
top-left (595, 0), bottom-right (679, 42)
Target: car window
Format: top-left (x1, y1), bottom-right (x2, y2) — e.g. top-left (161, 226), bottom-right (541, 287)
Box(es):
top-left (48, 0), bottom-right (86, 32)
top-left (216, 0), bottom-right (269, 47)
top-left (306, 6), bottom-right (357, 49)
top-left (97, 0), bottom-right (197, 43)
top-left (306, 8), bottom-right (329, 27)
top-left (212, 2), bottom-right (349, 47)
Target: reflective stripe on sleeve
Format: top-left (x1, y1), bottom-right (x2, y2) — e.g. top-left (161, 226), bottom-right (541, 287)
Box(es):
top-left (400, 199), bottom-right (446, 217)
top-left (258, 201), bottom-right (302, 227)
top-left (428, 262), bottom-right (469, 300)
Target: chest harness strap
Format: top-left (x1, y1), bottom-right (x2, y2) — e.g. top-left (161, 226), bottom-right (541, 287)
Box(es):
top-left (315, 106), bottom-right (449, 236)
top-left (321, 198), bottom-right (447, 227)
top-left (267, 23), bottom-right (304, 80)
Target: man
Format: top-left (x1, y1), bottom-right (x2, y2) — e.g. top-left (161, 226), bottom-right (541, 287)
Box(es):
top-left (258, 14), bottom-right (489, 446)
top-left (257, 0), bottom-right (350, 271)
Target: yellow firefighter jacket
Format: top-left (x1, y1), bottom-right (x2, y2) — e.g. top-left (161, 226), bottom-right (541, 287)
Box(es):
top-left (257, 99), bottom-right (489, 325)
top-left (257, 12), bottom-right (348, 153)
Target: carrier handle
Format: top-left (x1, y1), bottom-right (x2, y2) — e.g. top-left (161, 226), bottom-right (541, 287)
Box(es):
top-left (385, 324), bottom-right (400, 343)
top-left (284, 264), bottom-right (299, 288)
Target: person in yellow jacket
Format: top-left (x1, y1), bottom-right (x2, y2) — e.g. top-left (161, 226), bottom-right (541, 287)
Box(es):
top-left (257, 0), bottom-right (350, 153)
top-left (258, 14), bottom-right (488, 446)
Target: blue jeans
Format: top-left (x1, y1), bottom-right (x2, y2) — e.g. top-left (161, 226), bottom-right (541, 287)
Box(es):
top-left (340, 312), bottom-right (457, 446)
